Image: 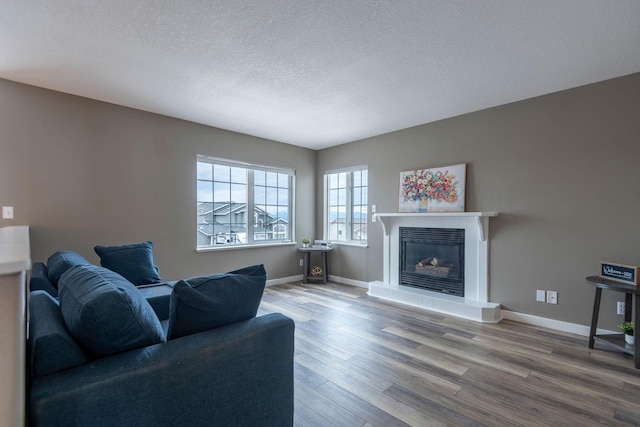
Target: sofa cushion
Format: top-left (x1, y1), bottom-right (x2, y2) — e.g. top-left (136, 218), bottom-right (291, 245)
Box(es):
top-left (47, 250), bottom-right (91, 288)
top-left (29, 290), bottom-right (90, 378)
top-left (58, 265), bottom-right (166, 356)
top-left (30, 262), bottom-right (59, 298)
top-left (94, 241), bottom-right (162, 286)
top-left (167, 264), bottom-right (266, 340)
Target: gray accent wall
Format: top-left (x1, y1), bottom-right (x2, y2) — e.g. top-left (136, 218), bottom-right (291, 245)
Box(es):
top-left (317, 72), bottom-right (640, 330)
top-left (2, 73), bottom-right (639, 330)
top-left (0, 79), bottom-right (316, 281)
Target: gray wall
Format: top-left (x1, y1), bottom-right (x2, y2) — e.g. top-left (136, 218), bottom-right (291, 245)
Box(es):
top-left (2, 73), bottom-right (639, 330)
top-left (0, 79), bottom-right (316, 281)
top-left (317, 72), bottom-right (640, 329)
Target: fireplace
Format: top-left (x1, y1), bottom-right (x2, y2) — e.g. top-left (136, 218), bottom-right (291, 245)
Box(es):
top-left (399, 227), bottom-right (464, 296)
top-left (368, 212), bottom-right (501, 322)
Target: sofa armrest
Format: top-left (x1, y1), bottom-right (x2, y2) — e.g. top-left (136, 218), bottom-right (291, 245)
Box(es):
top-left (30, 262), bottom-right (58, 298)
top-left (30, 313), bottom-right (294, 427)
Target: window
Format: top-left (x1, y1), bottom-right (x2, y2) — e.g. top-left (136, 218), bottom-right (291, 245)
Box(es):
top-left (196, 156), bottom-right (294, 248)
top-left (325, 166), bottom-right (368, 243)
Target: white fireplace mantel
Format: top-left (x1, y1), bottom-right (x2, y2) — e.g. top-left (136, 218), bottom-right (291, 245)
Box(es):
top-left (369, 212), bottom-right (501, 322)
top-left (373, 212), bottom-right (498, 241)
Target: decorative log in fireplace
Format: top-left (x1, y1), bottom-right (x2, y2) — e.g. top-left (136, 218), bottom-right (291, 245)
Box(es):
top-left (399, 227), bottom-right (465, 296)
top-left (415, 257), bottom-right (452, 276)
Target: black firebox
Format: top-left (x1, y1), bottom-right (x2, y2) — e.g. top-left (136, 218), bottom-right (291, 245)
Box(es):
top-left (399, 227), bottom-right (465, 296)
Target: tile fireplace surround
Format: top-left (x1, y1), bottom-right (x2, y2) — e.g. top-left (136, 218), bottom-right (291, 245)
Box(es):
top-left (369, 212), bottom-right (500, 322)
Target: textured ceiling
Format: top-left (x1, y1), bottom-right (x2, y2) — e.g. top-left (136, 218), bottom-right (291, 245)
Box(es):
top-left (1, 1), bottom-right (640, 150)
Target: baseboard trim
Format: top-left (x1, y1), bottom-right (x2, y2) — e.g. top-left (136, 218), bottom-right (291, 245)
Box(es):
top-left (267, 275), bottom-right (303, 287)
top-left (268, 275), bottom-right (368, 288)
top-left (327, 275), bottom-right (369, 289)
top-left (501, 310), bottom-right (616, 337)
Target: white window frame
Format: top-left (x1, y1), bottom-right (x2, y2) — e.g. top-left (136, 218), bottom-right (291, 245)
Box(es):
top-left (324, 165), bottom-right (368, 245)
top-left (197, 155), bottom-right (295, 250)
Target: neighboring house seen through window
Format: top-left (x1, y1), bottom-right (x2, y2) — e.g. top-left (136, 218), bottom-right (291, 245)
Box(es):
top-left (197, 156), bottom-right (294, 248)
top-left (325, 166), bottom-right (368, 244)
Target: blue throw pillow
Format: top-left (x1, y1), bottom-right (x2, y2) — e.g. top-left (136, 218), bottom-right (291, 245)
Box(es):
top-left (47, 250), bottom-right (91, 288)
top-left (167, 264), bottom-right (267, 340)
top-left (94, 241), bottom-right (162, 286)
top-left (58, 265), bottom-right (165, 356)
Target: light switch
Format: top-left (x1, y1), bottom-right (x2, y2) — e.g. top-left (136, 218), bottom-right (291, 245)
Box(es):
top-left (2, 206), bottom-right (14, 219)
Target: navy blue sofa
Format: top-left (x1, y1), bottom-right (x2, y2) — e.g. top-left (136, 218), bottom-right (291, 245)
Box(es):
top-left (27, 249), bottom-right (295, 427)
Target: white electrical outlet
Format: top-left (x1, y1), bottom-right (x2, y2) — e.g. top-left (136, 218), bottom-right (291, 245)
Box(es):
top-left (299, 258), bottom-right (304, 267)
top-left (547, 291), bottom-right (558, 304)
top-left (536, 290), bottom-right (546, 302)
top-left (617, 301), bottom-right (626, 315)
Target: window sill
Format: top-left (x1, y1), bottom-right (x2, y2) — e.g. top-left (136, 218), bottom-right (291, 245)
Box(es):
top-left (329, 241), bottom-right (369, 248)
top-left (197, 241), bottom-right (297, 252)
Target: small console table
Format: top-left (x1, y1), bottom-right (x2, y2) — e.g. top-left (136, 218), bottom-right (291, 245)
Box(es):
top-left (587, 275), bottom-right (640, 368)
top-left (299, 247), bottom-right (332, 284)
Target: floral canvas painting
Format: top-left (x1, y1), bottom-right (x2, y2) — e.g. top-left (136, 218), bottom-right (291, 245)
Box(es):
top-left (399, 164), bottom-right (466, 212)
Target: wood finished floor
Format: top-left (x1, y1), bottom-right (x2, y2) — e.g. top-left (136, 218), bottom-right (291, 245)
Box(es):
top-left (258, 282), bottom-right (640, 427)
